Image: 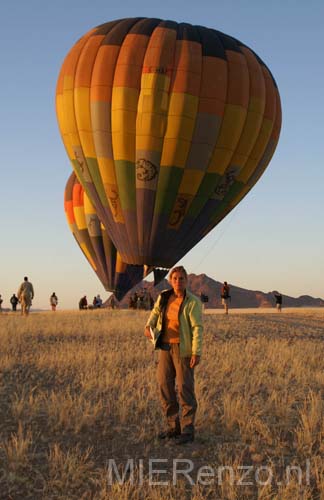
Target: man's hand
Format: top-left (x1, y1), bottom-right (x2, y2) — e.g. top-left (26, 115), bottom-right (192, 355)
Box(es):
top-left (190, 355), bottom-right (200, 368)
top-left (144, 326), bottom-right (151, 338)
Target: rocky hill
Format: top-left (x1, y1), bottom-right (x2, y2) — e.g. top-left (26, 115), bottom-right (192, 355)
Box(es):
top-left (114, 273), bottom-right (324, 309)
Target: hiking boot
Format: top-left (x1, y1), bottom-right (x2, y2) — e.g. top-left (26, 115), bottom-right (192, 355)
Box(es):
top-left (175, 433), bottom-right (194, 445)
top-left (158, 428), bottom-right (181, 440)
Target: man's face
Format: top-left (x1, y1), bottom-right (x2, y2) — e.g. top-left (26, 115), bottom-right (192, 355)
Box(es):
top-left (170, 271), bottom-right (187, 294)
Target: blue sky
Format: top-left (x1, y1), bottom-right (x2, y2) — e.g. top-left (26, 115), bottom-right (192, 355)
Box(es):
top-left (1, 0), bottom-right (323, 309)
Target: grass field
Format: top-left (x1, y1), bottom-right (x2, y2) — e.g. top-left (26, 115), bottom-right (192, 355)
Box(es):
top-left (0, 309), bottom-right (324, 499)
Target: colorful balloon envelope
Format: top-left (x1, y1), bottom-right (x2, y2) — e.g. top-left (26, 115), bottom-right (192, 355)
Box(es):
top-left (64, 172), bottom-right (145, 301)
top-left (57, 18), bottom-right (281, 267)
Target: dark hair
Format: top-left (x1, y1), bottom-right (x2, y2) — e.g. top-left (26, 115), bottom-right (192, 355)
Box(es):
top-left (24, 276), bottom-right (28, 281)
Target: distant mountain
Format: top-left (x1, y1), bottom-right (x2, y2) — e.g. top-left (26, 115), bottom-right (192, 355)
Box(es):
top-left (110, 273), bottom-right (324, 309)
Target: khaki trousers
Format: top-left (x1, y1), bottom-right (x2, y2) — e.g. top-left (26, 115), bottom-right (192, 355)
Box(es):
top-left (157, 344), bottom-right (197, 435)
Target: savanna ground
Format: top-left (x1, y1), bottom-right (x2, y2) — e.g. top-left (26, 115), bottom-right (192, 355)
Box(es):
top-left (0, 308), bottom-right (324, 499)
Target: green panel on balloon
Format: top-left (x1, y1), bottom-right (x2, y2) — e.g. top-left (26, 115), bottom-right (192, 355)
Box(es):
top-left (186, 173), bottom-right (222, 218)
top-left (154, 166), bottom-right (184, 215)
top-left (114, 160), bottom-right (136, 211)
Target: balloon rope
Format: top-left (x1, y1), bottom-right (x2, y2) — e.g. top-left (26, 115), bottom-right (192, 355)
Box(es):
top-left (191, 210), bottom-right (238, 273)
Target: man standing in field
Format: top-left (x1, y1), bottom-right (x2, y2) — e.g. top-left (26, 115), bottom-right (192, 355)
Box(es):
top-left (221, 281), bottom-right (231, 314)
top-left (274, 292), bottom-right (283, 312)
top-left (144, 266), bottom-right (203, 445)
top-left (17, 276), bottom-right (34, 316)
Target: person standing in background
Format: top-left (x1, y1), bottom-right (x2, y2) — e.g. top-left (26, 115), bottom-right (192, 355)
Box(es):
top-left (274, 292), bottom-right (283, 312)
top-left (221, 281), bottom-right (231, 314)
top-left (10, 294), bottom-right (19, 311)
top-left (50, 292), bottom-right (58, 311)
top-left (17, 277), bottom-right (34, 316)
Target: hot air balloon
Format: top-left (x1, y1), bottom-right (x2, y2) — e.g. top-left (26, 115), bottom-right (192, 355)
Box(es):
top-left (64, 172), bottom-right (145, 301)
top-left (56, 18), bottom-right (281, 268)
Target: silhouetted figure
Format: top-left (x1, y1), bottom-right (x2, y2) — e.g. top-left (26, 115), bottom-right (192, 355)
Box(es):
top-left (0, 294), bottom-right (3, 312)
top-left (129, 292), bottom-right (138, 310)
top-left (10, 294), bottom-right (19, 311)
top-left (93, 294), bottom-right (102, 308)
top-left (200, 293), bottom-right (209, 311)
top-left (79, 296), bottom-right (88, 310)
top-left (50, 293), bottom-right (58, 311)
top-left (274, 292), bottom-right (283, 312)
top-left (221, 282), bottom-right (231, 315)
top-left (17, 277), bottom-right (34, 316)
top-left (137, 291), bottom-right (145, 310)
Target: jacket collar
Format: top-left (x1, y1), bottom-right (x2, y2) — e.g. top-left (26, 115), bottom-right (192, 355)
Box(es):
top-left (160, 288), bottom-right (188, 307)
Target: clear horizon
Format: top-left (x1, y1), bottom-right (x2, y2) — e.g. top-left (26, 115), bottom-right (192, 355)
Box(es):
top-left (1, 1), bottom-right (323, 309)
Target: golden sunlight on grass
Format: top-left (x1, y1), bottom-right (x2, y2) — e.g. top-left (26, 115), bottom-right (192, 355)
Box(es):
top-left (0, 309), bottom-right (323, 498)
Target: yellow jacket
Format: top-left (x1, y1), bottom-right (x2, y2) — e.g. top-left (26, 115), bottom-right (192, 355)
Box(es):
top-left (146, 289), bottom-right (203, 357)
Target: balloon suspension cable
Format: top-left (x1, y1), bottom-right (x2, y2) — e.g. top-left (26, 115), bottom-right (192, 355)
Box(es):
top-left (192, 210), bottom-right (238, 274)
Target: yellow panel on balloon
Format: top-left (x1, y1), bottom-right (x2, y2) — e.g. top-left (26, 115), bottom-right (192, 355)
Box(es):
top-left (78, 130), bottom-right (96, 158)
top-left (168, 92), bottom-right (198, 118)
top-left (74, 207), bottom-right (87, 230)
top-left (56, 96), bottom-right (68, 132)
top-left (237, 121), bottom-right (274, 183)
top-left (215, 105), bottom-right (247, 150)
top-left (56, 98), bottom-right (75, 159)
top-left (238, 159), bottom-right (258, 184)
top-left (111, 86), bottom-right (139, 112)
top-left (80, 242), bottom-right (97, 271)
top-left (164, 114), bottom-right (196, 141)
top-left (112, 110), bottom-right (136, 134)
top-left (97, 157), bottom-right (117, 185)
top-left (62, 90), bottom-right (78, 135)
top-left (137, 90), bottom-right (169, 114)
top-left (74, 87), bottom-right (91, 130)
top-left (61, 134), bottom-right (75, 160)
top-left (137, 111), bottom-right (166, 138)
top-left (83, 192), bottom-right (95, 214)
top-left (112, 132), bottom-right (135, 162)
top-left (230, 112), bottom-right (263, 167)
top-left (251, 119), bottom-right (274, 159)
top-left (160, 137), bottom-right (191, 168)
top-left (136, 135), bottom-right (163, 153)
top-left (249, 95), bottom-right (265, 115)
top-left (70, 132), bottom-right (82, 152)
top-left (141, 73), bottom-right (170, 92)
top-left (207, 149), bottom-right (234, 174)
top-left (178, 169), bottom-right (204, 195)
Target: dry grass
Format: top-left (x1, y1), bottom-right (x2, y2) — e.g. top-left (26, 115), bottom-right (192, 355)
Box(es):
top-left (0, 308), bottom-right (324, 499)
